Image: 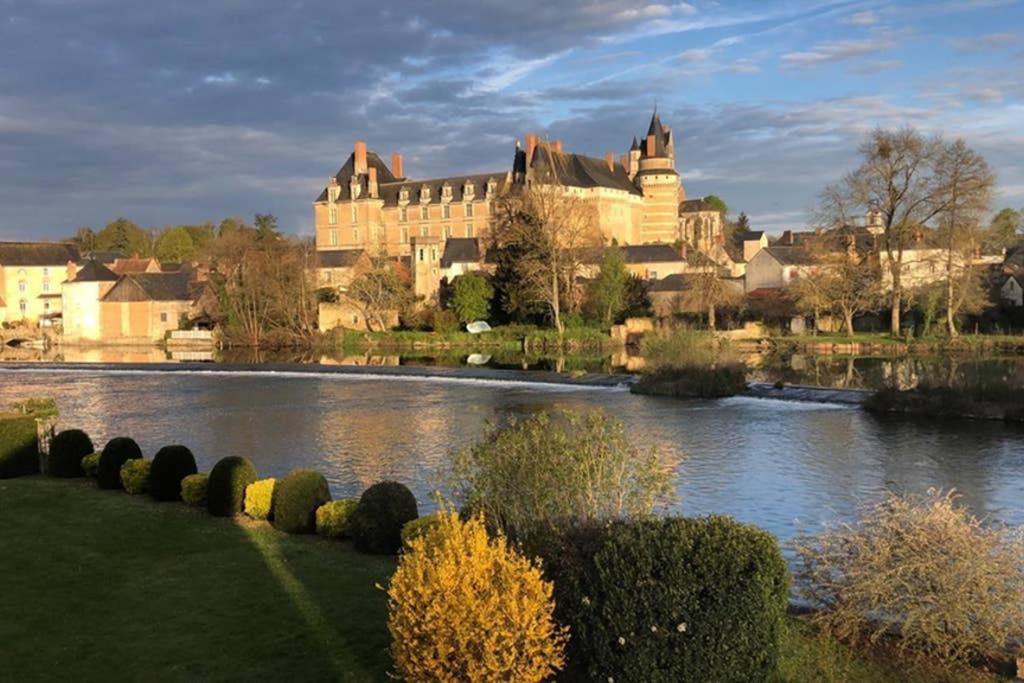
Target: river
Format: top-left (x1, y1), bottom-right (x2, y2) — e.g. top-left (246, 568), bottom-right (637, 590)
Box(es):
top-left (3, 366), bottom-right (1022, 548)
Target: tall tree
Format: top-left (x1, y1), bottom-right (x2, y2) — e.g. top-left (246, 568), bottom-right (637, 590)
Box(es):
top-left (72, 226), bottom-right (97, 252)
top-left (987, 207), bottom-right (1021, 249)
top-left (821, 128), bottom-right (946, 336)
top-left (449, 271), bottom-right (494, 324)
top-left (680, 254), bottom-right (739, 331)
top-left (736, 212), bottom-right (750, 232)
top-left (347, 264), bottom-right (414, 331)
top-left (703, 195), bottom-right (728, 217)
top-left (585, 244), bottom-right (630, 326)
top-left (95, 217), bottom-right (151, 256)
top-left (790, 231), bottom-right (881, 336)
top-left (253, 213), bottom-right (279, 242)
top-left (933, 138), bottom-right (996, 336)
top-left (155, 227), bottom-right (197, 262)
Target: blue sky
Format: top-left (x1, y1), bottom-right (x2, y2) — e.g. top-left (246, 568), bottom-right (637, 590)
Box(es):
top-left (1, 0), bottom-right (1022, 239)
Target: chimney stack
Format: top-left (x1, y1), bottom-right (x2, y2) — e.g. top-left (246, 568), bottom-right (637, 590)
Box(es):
top-left (553, 140), bottom-right (563, 153)
top-left (391, 152), bottom-right (404, 179)
top-left (646, 134), bottom-right (656, 157)
top-left (605, 152), bottom-right (614, 173)
top-left (526, 133), bottom-right (538, 162)
top-left (680, 242), bottom-right (688, 260)
top-left (354, 140), bottom-right (368, 175)
top-left (368, 167), bottom-right (378, 198)
top-left (619, 153), bottom-right (629, 169)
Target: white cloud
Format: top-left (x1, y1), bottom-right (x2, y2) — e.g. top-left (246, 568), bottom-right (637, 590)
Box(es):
top-left (843, 10), bottom-right (878, 26)
top-left (203, 72), bottom-right (236, 85)
top-left (781, 35), bottom-right (899, 68)
top-left (677, 48), bottom-right (712, 62)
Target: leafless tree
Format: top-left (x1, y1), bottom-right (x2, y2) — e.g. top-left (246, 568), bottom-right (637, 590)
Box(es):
top-left (347, 263), bottom-right (413, 331)
top-left (791, 231), bottom-right (882, 336)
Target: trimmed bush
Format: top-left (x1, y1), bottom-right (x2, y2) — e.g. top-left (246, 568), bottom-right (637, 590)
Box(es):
top-left (149, 445), bottom-right (198, 502)
top-left (181, 473), bottom-right (209, 507)
top-left (271, 470), bottom-right (331, 534)
top-left (97, 437), bottom-right (143, 490)
top-left (81, 453), bottom-right (101, 479)
top-left (548, 516), bottom-right (789, 682)
top-left (350, 481), bottom-right (419, 554)
top-left (47, 429), bottom-right (94, 478)
top-left (315, 499), bottom-right (358, 539)
top-left (388, 512), bottom-right (567, 681)
top-left (244, 478), bottom-right (277, 520)
top-left (121, 458), bottom-right (151, 495)
top-left (206, 456), bottom-right (258, 517)
top-left (400, 513), bottom-right (442, 549)
top-left (0, 415), bottom-right (39, 478)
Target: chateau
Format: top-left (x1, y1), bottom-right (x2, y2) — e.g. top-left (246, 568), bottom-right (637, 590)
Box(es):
top-left (312, 111), bottom-right (724, 261)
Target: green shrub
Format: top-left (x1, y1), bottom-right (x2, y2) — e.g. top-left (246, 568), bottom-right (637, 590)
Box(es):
top-left (315, 499), bottom-right (359, 539)
top-left (631, 363), bottom-right (748, 398)
top-left (148, 445), bottom-right (198, 502)
top-left (81, 453), bottom-right (101, 479)
top-left (401, 513), bottom-right (442, 549)
top-left (121, 459), bottom-right (151, 495)
top-left (97, 437), bottom-right (143, 490)
top-left (548, 516), bottom-right (789, 682)
top-left (350, 481), bottom-right (419, 554)
top-left (180, 473), bottom-right (209, 507)
top-left (0, 415), bottom-right (39, 478)
top-left (206, 456), bottom-right (258, 517)
top-left (47, 429), bottom-right (94, 478)
top-left (244, 478), bottom-right (277, 520)
top-left (271, 470), bottom-right (332, 534)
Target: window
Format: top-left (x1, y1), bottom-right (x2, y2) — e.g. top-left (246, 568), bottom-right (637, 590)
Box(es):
top-left (465, 203), bottom-right (474, 217)
top-left (442, 204), bottom-right (451, 219)
top-left (442, 184), bottom-right (452, 200)
top-left (420, 206), bottom-right (429, 220)
top-left (42, 279), bottom-right (49, 292)
top-left (400, 187), bottom-right (409, 202)
top-left (18, 280), bottom-right (27, 293)
top-left (465, 224), bottom-right (474, 238)
top-left (19, 300), bottom-right (27, 315)
top-left (44, 302), bottom-right (50, 312)
top-left (351, 205), bottom-right (358, 223)
top-left (325, 271), bottom-right (334, 284)
top-left (329, 203), bottom-right (337, 225)
top-left (353, 227), bottom-right (360, 241)
top-left (400, 227), bottom-right (409, 244)
top-left (160, 312), bottom-right (168, 323)
top-left (464, 183), bottom-right (475, 200)
top-left (443, 225), bottom-right (451, 239)
top-left (418, 248), bottom-right (425, 262)
top-left (43, 268), bottom-right (49, 276)
top-left (352, 315), bottom-right (359, 325)
top-left (330, 229), bottom-right (338, 247)
top-left (647, 270), bottom-right (657, 280)
top-left (399, 207), bottom-right (407, 222)
top-left (420, 225), bottom-right (428, 237)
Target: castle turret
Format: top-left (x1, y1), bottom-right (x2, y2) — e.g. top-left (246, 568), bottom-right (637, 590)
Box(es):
top-left (634, 110), bottom-right (680, 243)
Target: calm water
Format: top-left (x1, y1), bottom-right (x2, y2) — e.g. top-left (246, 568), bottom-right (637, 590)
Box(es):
top-left (2, 367), bottom-right (1022, 547)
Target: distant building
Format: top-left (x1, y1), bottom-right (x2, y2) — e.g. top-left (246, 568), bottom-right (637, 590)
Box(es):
top-left (1001, 274), bottom-right (1023, 307)
top-left (98, 271), bottom-right (197, 343)
top-left (0, 241), bottom-right (80, 325)
top-left (61, 260), bottom-right (120, 342)
top-left (744, 246), bottom-right (815, 293)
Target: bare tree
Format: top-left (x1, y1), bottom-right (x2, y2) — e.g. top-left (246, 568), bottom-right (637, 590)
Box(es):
top-left (933, 138), bottom-right (996, 336)
top-left (681, 256), bottom-right (740, 331)
top-left (347, 263), bottom-right (413, 331)
top-left (492, 182), bottom-right (601, 338)
top-left (823, 128), bottom-right (946, 336)
top-left (791, 231), bottom-right (881, 336)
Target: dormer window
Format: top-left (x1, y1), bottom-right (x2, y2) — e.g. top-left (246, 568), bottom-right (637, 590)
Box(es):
top-left (464, 182), bottom-right (475, 200)
top-left (420, 185), bottom-right (431, 203)
top-left (350, 177), bottom-right (361, 200)
top-left (441, 183), bottom-right (453, 201)
top-left (486, 179), bottom-right (497, 196)
top-left (399, 187), bottom-right (410, 203)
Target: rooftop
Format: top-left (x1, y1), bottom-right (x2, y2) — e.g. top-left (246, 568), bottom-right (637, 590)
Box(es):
top-left (0, 241), bottom-right (80, 266)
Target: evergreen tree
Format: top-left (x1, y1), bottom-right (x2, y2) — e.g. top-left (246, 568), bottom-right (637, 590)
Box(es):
top-left (450, 271), bottom-right (494, 323)
top-left (95, 217), bottom-right (150, 256)
top-left (585, 244), bottom-right (630, 326)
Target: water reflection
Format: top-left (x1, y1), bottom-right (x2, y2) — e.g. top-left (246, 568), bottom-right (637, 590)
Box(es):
top-left (1, 369), bottom-right (1021, 548)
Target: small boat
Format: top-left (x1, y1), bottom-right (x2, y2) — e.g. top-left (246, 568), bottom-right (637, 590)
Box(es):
top-left (465, 321), bottom-right (492, 334)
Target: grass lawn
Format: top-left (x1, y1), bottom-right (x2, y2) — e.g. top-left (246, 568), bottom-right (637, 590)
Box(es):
top-left (1, 477), bottom-right (994, 682)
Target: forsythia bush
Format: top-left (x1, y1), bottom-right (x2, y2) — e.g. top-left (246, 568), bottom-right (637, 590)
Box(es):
top-left (315, 499), bottom-right (358, 539)
top-left (387, 512), bottom-right (567, 682)
top-left (400, 513), bottom-right (442, 549)
top-left (121, 459), bottom-right (151, 495)
top-left (81, 453), bottom-right (101, 479)
top-left (244, 478), bottom-right (277, 521)
top-left (181, 473), bottom-right (209, 507)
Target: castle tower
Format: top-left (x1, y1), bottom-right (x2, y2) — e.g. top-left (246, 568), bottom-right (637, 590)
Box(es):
top-left (634, 110), bottom-right (680, 244)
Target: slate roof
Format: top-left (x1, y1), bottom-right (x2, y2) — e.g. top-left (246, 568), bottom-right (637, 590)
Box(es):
top-left (102, 272), bottom-right (195, 302)
top-left (622, 244), bottom-right (685, 263)
top-left (0, 241), bottom-right (80, 266)
top-left (736, 231), bottom-right (765, 241)
top-left (641, 111), bottom-right (670, 158)
top-left (72, 259), bottom-right (119, 282)
top-left (649, 273), bottom-right (695, 292)
top-left (679, 199), bottom-right (717, 214)
top-left (83, 250), bottom-right (122, 264)
top-left (440, 238), bottom-right (481, 268)
top-left (378, 173), bottom-right (505, 208)
top-left (111, 257), bottom-right (160, 274)
top-left (316, 249), bottom-right (367, 269)
top-left (763, 246), bottom-right (815, 266)
top-left (528, 146), bottom-right (642, 195)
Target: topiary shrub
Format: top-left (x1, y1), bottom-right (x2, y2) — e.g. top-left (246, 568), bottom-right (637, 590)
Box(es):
top-left (401, 513), bottom-right (443, 549)
top-left (0, 415), bottom-right (39, 478)
top-left (46, 429), bottom-right (94, 478)
top-left (244, 478), bottom-right (277, 520)
top-left (271, 470), bottom-right (331, 534)
top-left (121, 458), bottom-right (151, 495)
top-left (387, 511), bottom-right (567, 681)
top-left (547, 516), bottom-right (789, 682)
top-left (81, 453), bottom-right (101, 479)
top-left (181, 473), bottom-right (209, 508)
top-left (315, 499), bottom-right (359, 539)
top-left (350, 481), bottom-right (419, 554)
top-left (206, 456), bottom-right (258, 517)
top-left (149, 445), bottom-right (198, 502)
top-left (97, 437), bottom-right (143, 490)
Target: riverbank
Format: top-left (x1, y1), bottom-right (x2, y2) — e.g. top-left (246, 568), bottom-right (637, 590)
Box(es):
top-left (1, 477), bottom-right (972, 682)
top-left (761, 332), bottom-right (1024, 356)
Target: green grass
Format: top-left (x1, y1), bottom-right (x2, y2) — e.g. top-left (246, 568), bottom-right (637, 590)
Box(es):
top-left (0, 477), bottom-right (994, 682)
top-left (0, 477), bottom-right (396, 682)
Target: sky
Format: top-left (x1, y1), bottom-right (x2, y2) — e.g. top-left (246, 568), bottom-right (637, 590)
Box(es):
top-left (1, 0), bottom-right (1022, 240)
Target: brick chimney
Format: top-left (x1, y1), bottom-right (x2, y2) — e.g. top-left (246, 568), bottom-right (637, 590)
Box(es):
top-left (66, 260), bottom-right (77, 282)
top-left (605, 152), bottom-right (614, 172)
top-left (391, 152), bottom-right (404, 179)
top-left (553, 140), bottom-right (563, 153)
top-left (646, 134), bottom-right (656, 157)
top-left (368, 167), bottom-right (378, 198)
top-left (526, 133), bottom-right (538, 162)
top-left (680, 242), bottom-right (688, 260)
top-left (354, 140), bottom-right (368, 175)
top-left (619, 153), bottom-right (629, 169)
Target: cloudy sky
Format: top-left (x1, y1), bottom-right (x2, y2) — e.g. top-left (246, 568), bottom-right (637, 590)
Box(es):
top-left (1, 0), bottom-right (1022, 239)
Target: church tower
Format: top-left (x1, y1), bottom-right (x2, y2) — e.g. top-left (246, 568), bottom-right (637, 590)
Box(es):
top-left (634, 110), bottom-right (681, 244)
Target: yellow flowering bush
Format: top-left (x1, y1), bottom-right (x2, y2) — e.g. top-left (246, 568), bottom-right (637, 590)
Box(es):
top-left (243, 478), bottom-right (276, 520)
top-left (387, 511), bottom-right (567, 682)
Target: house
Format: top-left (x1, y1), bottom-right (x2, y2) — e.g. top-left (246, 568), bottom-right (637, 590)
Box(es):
top-left (315, 249), bottom-right (371, 290)
top-left (61, 260), bottom-right (120, 343)
top-left (0, 241), bottom-right (80, 325)
top-left (99, 271), bottom-right (196, 343)
top-left (735, 231), bottom-right (768, 263)
top-left (1001, 274), bottom-right (1023, 307)
top-left (440, 238), bottom-right (485, 281)
top-left (647, 273), bottom-right (743, 318)
top-left (621, 244), bottom-right (689, 280)
top-left (744, 246), bottom-right (814, 293)
top-left (110, 257), bottom-right (162, 275)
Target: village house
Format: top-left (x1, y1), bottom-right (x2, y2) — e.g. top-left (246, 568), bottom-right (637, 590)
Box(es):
top-left (97, 271), bottom-right (198, 343)
top-left (0, 241), bottom-right (80, 326)
top-left (1001, 274), bottom-right (1023, 307)
top-left (61, 259), bottom-right (120, 343)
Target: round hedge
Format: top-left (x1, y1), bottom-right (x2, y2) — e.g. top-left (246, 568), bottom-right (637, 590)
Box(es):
top-left (181, 473), bottom-right (209, 507)
top-left (547, 516), bottom-right (789, 681)
top-left (315, 499), bottom-right (359, 540)
top-left (271, 469), bottom-right (332, 534)
top-left (0, 415), bottom-right (40, 479)
top-left (47, 429), bottom-right (94, 478)
top-left (121, 458), bottom-right (151, 495)
top-left (97, 437), bottom-right (143, 490)
top-left (350, 481), bottom-right (419, 554)
top-left (206, 456), bottom-right (257, 517)
top-left (149, 445), bottom-right (198, 502)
